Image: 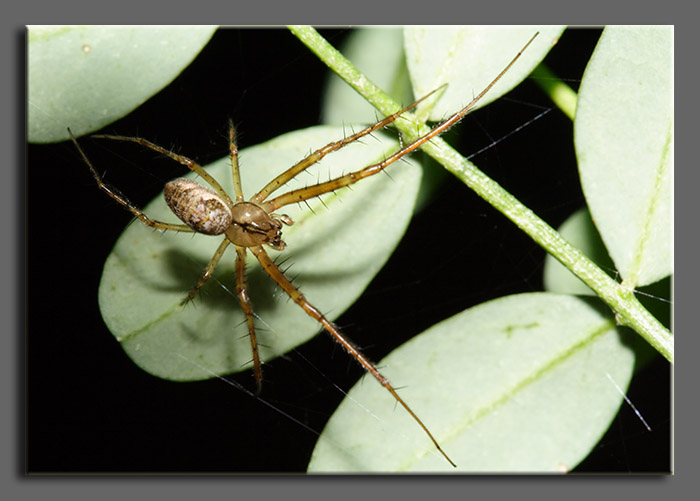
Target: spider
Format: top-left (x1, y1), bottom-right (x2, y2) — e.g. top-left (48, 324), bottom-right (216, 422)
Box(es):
top-left (69, 32), bottom-right (538, 468)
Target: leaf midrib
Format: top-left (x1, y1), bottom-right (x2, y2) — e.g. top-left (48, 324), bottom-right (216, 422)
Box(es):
top-left (403, 316), bottom-right (616, 470)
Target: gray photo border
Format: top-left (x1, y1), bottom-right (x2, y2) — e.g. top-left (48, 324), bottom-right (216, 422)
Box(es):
top-left (10, 1), bottom-right (688, 499)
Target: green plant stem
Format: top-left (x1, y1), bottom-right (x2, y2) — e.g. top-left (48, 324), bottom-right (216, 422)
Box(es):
top-left (288, 26), bottom-right (673, 364)
top-left (531, 63), bottom-right (578, 120)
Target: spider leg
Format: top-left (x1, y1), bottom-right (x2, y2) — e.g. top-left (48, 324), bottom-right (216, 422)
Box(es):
top-left (69, 129), bottom-right (196, 233)
top-left (249, 244), bottom-right (456, 467)
top-left (251, 86), bottom-right (446, 205)
top-left (262, 32), bottom-right (539, 213)
top-left (261, 135), bottom-right (427, 213)
top-left (91, 133), bottom-right (236, 209)
top-left (228, 119), bottom-right (245, 203)
top-left (235, 245), bottom-right (264, 395)
top-left (181, 238), bottom-right (232, 305)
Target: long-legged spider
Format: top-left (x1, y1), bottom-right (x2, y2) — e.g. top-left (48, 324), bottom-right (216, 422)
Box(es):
top-left (69, 32), bottom-right (537, 468)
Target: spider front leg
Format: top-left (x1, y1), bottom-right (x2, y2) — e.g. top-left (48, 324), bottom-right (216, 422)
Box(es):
top-left (261, 31), bottom-right (540, 214)
top-left (249, 245), bottom-right (456, 467)
top-left (251, 85), bottom-right (447, 204)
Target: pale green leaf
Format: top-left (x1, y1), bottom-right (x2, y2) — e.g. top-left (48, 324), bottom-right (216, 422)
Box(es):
top-left (543, 208), bottom-right (615, 296)
top-left (308, 293), bottom-right (635, 472)
top-left (574, 26), bottom-right (673, 287)
top-left (28, 25), bottom-right (217, 143)
top-left (98, 126), bottom-right (421, 381)
top-left (404, 26), bottom-right (565, 122)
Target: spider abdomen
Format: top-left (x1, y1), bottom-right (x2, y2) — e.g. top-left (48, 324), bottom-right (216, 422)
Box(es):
top-left (164, 178), bottom-right (232, 235)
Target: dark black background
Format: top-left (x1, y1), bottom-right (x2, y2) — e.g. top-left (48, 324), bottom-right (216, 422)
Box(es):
top-left (27, 27), bottom-right (670, 473)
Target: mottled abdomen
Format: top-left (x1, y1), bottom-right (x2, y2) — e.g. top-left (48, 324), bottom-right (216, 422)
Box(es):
top-left (164, 178), bottom-right (232, 235)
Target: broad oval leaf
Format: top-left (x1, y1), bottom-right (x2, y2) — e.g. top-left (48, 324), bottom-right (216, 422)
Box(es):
top-left (574, 26), bottom-right (672, 287)
top-left (543, 208), bottom-right (615, 296)
top-left (308, 293), bottom-right (635, 472)
top-left (404, 26), bottom-right (565, 121)
top-left (28, 25), bottom-right (217, 143)
top-left (98, 126), bottom-right (422, 381)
